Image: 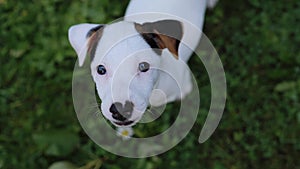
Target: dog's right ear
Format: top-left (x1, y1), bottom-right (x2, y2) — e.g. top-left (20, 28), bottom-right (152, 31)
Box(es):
top-left (135, 20), bottom-right (183, 59)
top-left (68, 24), bottom-right (104, 67)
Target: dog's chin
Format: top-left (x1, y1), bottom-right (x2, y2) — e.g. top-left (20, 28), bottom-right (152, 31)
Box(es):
top-left (111, 120), bottom-right (139, 127)
top-left (111, 116), bottom-right (141, 127)
top-left (112, 120), bottom-right (136, 127)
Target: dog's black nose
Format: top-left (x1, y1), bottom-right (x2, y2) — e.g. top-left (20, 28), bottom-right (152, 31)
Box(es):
top-left (109, 101), bottom-right (134, 121)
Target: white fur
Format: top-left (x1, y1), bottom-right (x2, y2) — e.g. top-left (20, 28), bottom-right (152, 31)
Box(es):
top-left (68, 23), bottom-right (100, 66)
top-left (68, 0), bottom-right (217, 127)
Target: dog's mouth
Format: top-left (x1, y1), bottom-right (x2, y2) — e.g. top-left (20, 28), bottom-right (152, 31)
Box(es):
top-left (113, 120), bottom-right (134, 126)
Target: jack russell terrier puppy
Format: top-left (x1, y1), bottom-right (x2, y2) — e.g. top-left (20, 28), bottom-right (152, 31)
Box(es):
top-left (68, 0), bottom-right (218, 127)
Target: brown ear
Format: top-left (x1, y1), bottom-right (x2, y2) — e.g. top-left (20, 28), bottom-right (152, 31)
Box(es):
top-left (135, 20), bottom-right (183, 59)
top-left (87, 25), bottom-right (105, 61)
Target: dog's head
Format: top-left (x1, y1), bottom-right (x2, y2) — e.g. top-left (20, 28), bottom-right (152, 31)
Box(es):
top-left (68, 20), bottom-right (183, 127)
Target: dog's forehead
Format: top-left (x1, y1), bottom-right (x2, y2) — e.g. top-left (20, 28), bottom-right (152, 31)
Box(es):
top-left (91, 21), bottom-right (150, 66)
top-left (101, 21), bottom-right (138, 45)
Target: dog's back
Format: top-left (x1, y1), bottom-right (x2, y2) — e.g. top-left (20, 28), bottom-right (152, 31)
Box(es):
top-left (125, 0), bottom-right (207, 29)
top-left (125, 0), bottom-right (217, 62)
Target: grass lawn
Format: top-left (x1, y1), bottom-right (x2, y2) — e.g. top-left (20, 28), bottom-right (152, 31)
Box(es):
top-left (1, 0), bottom-right (299, 168)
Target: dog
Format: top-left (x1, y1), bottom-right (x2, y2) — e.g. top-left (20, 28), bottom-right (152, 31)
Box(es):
top-left (68, 0), bottom-right (218, 127)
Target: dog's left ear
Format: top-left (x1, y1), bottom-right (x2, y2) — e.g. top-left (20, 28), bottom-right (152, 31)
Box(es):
top-left (68, 23), bottom-right (105, 66)
top-left (135, 20), bottom-right (183, 59)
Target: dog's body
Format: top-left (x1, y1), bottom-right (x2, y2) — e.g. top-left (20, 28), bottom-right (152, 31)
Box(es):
top-left (69, 0), bottom-right (218, 127)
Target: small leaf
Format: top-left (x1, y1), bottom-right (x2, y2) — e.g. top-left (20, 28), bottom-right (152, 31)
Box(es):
top-left (48, 161), bottom-right (77, 169)
top-left (274, 81), bottom-right (296, 92)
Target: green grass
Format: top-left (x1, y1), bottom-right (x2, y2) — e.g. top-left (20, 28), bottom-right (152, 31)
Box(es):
top-left (1, 0), bottom-right (299, 168)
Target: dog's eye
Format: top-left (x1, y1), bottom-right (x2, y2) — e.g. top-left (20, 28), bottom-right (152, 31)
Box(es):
top-left (97, 65), bottom-right (106, 75)
top-left (138, 62), bottom-right (150, 72)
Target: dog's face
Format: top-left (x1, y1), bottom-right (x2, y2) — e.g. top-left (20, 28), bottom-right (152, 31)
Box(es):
top-left (69, 20), bottom-right (182, 127)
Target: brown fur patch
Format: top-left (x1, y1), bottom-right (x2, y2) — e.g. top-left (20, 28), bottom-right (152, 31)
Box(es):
top-left (154, 30), bottom-right (179, 59)
top-left (87, 26), bottom-right (104, 60)
top-left (135, 20), bottom-right (183, 59)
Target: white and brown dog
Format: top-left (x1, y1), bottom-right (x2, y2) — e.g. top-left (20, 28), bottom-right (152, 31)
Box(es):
top-left (68, 0), bottom-right (218, 127)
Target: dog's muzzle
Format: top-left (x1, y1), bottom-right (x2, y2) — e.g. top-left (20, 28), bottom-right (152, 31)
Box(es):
top-left (109, 101), bottom-right (134, 126)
